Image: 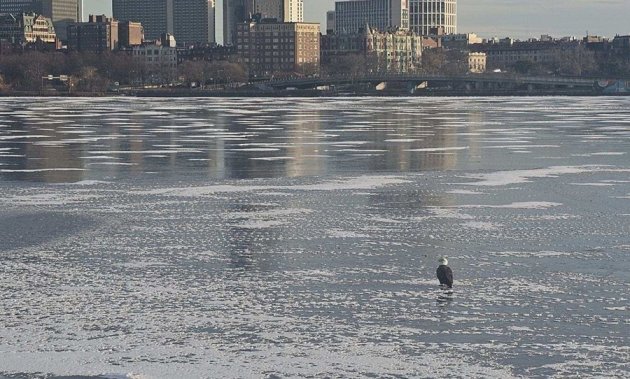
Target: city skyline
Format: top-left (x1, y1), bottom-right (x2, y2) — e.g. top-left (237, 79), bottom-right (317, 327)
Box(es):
top-left (81, 0), bottom-right (630, 42)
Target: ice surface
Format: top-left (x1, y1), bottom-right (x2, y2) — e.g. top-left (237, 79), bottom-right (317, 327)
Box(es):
top-left (446, 189), bottom-right (486, 195)
top-left (460, 166), bottom-right (612, 186)
top-left (460, 201), bottom-right (563, 209)
top-left (570, 182), bottom-right (616, 186)
top-left (0, 97), bottom-right (629, 378)
top-left (249, 156), bottom-right (294, 161)
top-left (0, 168), bottom-right (85, 173)
top-left (460, 221), bottom-right (502, 230)
top-left (406, 146), bottom-right (469, 152)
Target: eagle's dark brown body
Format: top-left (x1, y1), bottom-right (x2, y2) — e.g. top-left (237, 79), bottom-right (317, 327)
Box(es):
top-left (436, 264), bottom-right (453, 288)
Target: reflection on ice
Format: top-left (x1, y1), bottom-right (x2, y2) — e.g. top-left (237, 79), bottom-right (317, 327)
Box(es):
top-left (0, 97), bottom-right (629, 378)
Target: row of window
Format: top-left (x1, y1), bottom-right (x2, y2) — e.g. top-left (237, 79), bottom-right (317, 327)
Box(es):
top-left (409, 1), bottom-right (457, 15)
top-left (491, 55), bottom-right (545, 62)
top-left (239, 49), bottom-right (297, 57)
top-left (410, 15), bottom-right (456, 27)
top-left (414, 24), bottom-right (456, 35)
top-left (238, 31), bottom-right (295, 37)
top-left (245, 58), bottom-right (296, 64)
top-left (246, 57), bottom-right (316, 64)
top-left (238, 38), bottom-right (297, 43)
top-left (133, 49), bottom-right (176, 56)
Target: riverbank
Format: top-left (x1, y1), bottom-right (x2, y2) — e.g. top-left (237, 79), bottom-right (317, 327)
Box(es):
top-left (1, 87), bottom-right (628, 97)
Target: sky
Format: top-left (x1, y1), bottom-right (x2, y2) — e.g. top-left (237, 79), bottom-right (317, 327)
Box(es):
top-left (83, 0), bottom-right (630, 43)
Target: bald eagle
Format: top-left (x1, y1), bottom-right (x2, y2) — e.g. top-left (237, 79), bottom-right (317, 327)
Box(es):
top-left (436, 257), bottom-right (453, 289)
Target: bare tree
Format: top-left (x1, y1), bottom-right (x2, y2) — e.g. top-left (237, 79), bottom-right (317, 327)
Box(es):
top-left (548, 46), bottom-right (597, 77)
top-left (204, 61), bottom-right (247, 85)
top-left (598, 55), bottom-right (630, 78)
top-left (421, 48), bottom-right (446, 74)
top-left (421, 48), bottom-right (468, 76)
top-left (74, 66), bottom-right (108, 93)
top-left (22, 52), bottom-right (49, 90)
top-left (178, 60), bottom-right (206, 87)
top-left (322, 53), bottom-right (368, 77)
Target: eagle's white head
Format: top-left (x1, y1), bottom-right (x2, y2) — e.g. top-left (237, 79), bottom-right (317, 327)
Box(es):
top-left (438, 257), bottom-right (448, 266)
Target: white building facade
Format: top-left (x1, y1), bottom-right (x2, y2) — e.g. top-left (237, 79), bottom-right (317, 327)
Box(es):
top-left (408, 0), bottom-right (456, 36)
top-left (334, 0), bottom-right (409, 34)
top-left (283, 0), bottom-right (303, 22)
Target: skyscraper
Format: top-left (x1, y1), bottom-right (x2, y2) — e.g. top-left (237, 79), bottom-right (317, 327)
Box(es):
top-left (223, 0), bottom-right (254, 46)
top-left (173, 0), bottom-right (215, 45)
top-left (113, 0), bottom-right (171, 41)
top-left (36, 0), bottom-right (79, 40)
top-left (334, 0), bottom-right (408, 35)
top-left (326, 10), bottom-right (336, 34)
top-left (282, 0), bottom-right (303, 22)
top-left (409, 0), bottom-right (456, 36)
top-left (113, 0), bottom-right (215, 44)
top-left (37, 0), bottom-right (79, 22)
top-left (0, 0), bottom-right (78, 21)
top-left (253, 0), bottom-right (282, 20)
top-left (253, 0), bottom-right (303, 22)
top-left (0, 0), bottom-right (37, 14)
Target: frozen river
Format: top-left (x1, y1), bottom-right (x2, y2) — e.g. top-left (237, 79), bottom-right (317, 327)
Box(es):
top-left (0, 97), bottom-right (629, 378)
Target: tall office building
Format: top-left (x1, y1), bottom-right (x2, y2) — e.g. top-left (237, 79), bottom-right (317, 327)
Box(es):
top-left (207, 0), bottom-right (215, 43)
top-left (254, 0), bottom-right (303, 22)
top-left (334, 0), bottom-right (408, 35)
top-left (173, 0), bottom-right (215, 45)
top-left (113, 0), bottom-right (215, 44)
top-left (254, 0), bottom-right (281, 20)
top-left (113, 0), bottom-right (171, 41)
top-left (37, 0), bottom-right (79, 40)
top-left (283, 0), bottom-right (303, 22)
top-left (223, 0), bottom-right (253, 46)
top-left (38, 0), bottom-right (79, 22)
top-left (409, 0), bottom-right (456, 36)
top-left (0, 1), bottom-right (37, 14)
top-left (1, 0), bottom-right (78, 20)
top-left (326, 10), bottom-right (335, 34)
